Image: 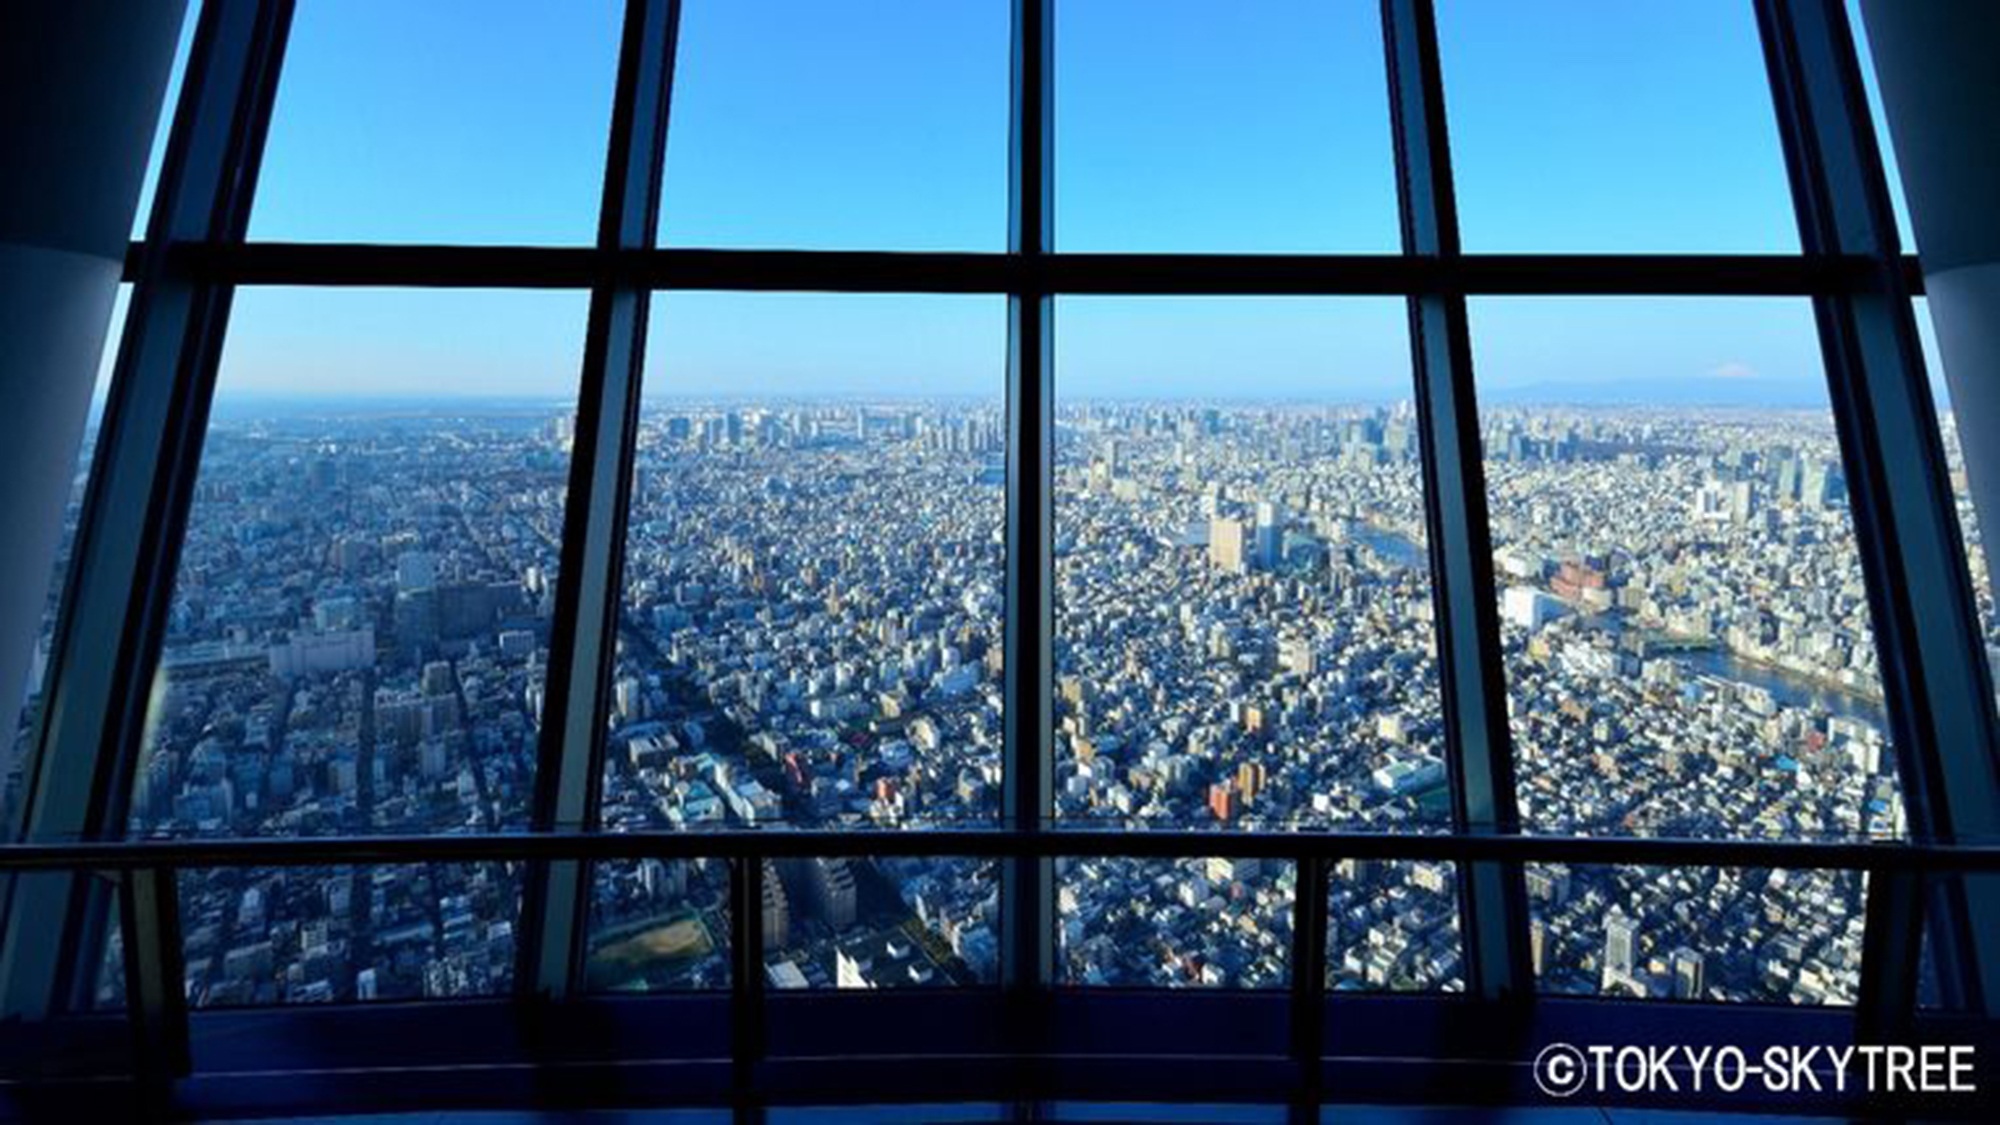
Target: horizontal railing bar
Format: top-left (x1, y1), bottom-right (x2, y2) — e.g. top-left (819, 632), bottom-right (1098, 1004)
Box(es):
top-left (116, 242), bottom-right (1917, 297)
top-left (1, 828), bottom-right (1995, 873)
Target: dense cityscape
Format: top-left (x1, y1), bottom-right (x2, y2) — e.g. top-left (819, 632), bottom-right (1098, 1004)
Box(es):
top-left (10, 383), bottom-right (1996, 1009)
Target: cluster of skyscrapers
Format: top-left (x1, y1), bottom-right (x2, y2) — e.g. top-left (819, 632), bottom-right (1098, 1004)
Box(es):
top-left (11, 383), bottom-right (1956, 1009)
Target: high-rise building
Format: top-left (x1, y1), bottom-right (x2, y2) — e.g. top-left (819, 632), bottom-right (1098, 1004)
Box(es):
top-left (1207, 780), bottom-right (1238, 823)
top-left (1801, 460), bottom-right (1843, 510)
top-left (420, 660), bottom-right (455, 697)
top-left (1208, 516), bottom-right (1249, 575)
top-left (1671, 946), bottom-right (1706, 1000)
top-left (1278, 634), bottom-right (1315, 676)
top-left (794, 856), bottom-right (858, 932)
top-left (1603, 908), bottom-right (1639, 985)
top-left (762, 859), bottom-right (790, 951)
top-left (1501, 586), bottom-right (1562, 631)
top-left (1253, 500), bottom-right (1283, 570)
top-left (396, 551), bottom-right (438, 593)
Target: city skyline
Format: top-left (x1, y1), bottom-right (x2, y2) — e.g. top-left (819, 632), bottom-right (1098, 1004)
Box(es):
top-left (177, 283), bottom-right (1965, 406)
top-left (46, 375), bottom-right (1958, 1006)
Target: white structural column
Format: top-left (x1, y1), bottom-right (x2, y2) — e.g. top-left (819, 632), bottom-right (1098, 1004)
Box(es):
top-left (0, 1), bottom-right (187, 813)
top-left (1861, 0), bottom-right (2000, 612)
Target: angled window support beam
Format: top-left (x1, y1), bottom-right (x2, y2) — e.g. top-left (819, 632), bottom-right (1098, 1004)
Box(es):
top-left (1379, 0), bottom-right (1532, 1009)
top-left (0, 0), bottom-right (294, 1037)
top-left (519, 0), bottom-right (683, 1002)
top-left (1757, 0), bottom-right (2000, 1024)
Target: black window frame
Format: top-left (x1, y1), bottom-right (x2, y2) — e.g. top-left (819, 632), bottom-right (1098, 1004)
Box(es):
top-left (2, 0), bottom-right (1998, 1118)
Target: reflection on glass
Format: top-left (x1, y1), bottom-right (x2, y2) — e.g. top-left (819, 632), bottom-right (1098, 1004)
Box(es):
top-left (1845, 0), bottom-right (1919, 252)
top-left (92, 884), bottom-right (127, 1011)
top-left (599, 293), bottom-right (1004, 836)
top-left (128, 287), bottom-right (586, 1003)
top-left (1915, 298), bottom-right (1999, 657)
top-left (3, 286), bottom-right (127, 833)
top-left (1437, 0), bottom-right (1797, 252)
top-left (177, 863), bottom-right (521, 1007)
top-left (130, 2), bottom-right (199, 238)
top-left (1058, 857), bottom-right (1294, 988)
top-left (1054, 300), bottom-right (1445, 831)
top-left (250, 0), bottom-right (620, 244)
top-left (1915, 873), bottom-right (2000, 1013)
top-left (1055, 0), bottom-right (1397, 253)
top-left (1326, 859), bottom-right (1462, 992)
top-left (1529, 864), bottom-right (1864, 1006)
top-left (659, 0), bottom-right (1006, 251)
top-left (762, 857), bottom-right (997, 990)
top-left (586, 857), bottom-right (731, 992)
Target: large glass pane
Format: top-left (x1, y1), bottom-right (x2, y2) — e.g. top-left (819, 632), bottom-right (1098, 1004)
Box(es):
top-left (659, 1), bottom-right (1007, 251)
top-left (1059, 857), bottom-right (1294, 988)
top-left (1055, 0), bottom-right (1397, 252)
top-left (763, 857), bottom-right (997, 990)
top-left (179, 862), bottom-right (521, 1006)
top-left (129, 288), bottom-right (585, 1002)
top-left (1529, 864), bottom-right (1864, 1005)
top-left (250, 0), bottom-right (621, 244)
top-left (1471, 299), bottom-right (1899, 841)
top-left (1326, 858), bottom-right (1463, 992)
top-left (599, 293), bottom-right (1004, 833)
top-left (1436, 0), bottom-right (1799, 252)
top-left (1054, 299), bottom-right (1446, 831)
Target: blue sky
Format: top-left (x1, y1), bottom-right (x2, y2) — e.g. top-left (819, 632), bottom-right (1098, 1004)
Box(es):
top-left (1436, 0), bottom-right (1796, 254)
top-left (161, 0), bottom-right (1913, 404)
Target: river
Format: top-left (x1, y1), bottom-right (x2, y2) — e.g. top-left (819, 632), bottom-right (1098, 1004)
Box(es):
top-left (1678, 649), bottom-right (1887, 729)
top-left (1348, 524), bottom-right (1428, 569)
top-left (1339, 524), bottom-right (1888, 729)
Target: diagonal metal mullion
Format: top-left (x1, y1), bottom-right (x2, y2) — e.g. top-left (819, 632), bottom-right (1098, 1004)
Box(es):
top-left (520, 0), bottom-right (682, 1001)
top-left (0, 0), bottom-right (295, 1048)
top-left (1756, 0), bottom-right (2000, 1023)
top-left (1379, 0), bottom-right (1532, 1007)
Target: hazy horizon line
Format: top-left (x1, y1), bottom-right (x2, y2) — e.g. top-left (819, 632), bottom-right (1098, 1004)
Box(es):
top-left (175, 386), bottom-right (1861, 414)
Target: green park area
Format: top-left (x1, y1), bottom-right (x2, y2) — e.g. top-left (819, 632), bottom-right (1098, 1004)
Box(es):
top-left (586, 911), bottom-right (717, 991)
